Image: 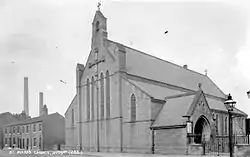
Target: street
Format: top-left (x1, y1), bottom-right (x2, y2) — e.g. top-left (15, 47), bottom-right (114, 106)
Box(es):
top-left (0, 150), bottom-right (239, 157)
top-left (0, 150), bottom-right (99, 157)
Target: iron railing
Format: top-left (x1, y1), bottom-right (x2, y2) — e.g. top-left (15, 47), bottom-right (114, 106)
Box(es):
top-left (187, 134), bottom-right (249, 154)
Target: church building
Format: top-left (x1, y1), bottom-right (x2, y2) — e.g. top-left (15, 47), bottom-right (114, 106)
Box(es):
top-left (65, 8), bottom-right (248, 154)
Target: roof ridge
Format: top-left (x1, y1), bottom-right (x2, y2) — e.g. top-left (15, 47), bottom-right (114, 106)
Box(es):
top-left (65, 95), bottom-right (77, 115)
top-left (165, 92), bottom-right (196, 100)
top-left (107, 39), bottom-right (208, 78)
top-left (206, 76), bottom-right (227, 98)
top-left (123, 77), bottom-right (153, 98)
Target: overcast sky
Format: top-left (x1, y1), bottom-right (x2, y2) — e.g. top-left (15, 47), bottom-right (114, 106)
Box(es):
top-left (0, 0), bottom-right (250, 118)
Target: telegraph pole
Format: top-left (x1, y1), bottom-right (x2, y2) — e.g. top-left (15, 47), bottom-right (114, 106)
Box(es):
top-left (89, 48), bottom-right (105, 152)
top-left (96, 52), bottom-right (100, 152)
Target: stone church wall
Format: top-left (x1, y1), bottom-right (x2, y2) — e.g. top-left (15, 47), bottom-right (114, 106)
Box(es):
top-left (121, 78), bottom-right (152, 153)
top-left (123, 122), bottom-right (152, 153)
top-left (80, 72), bottom-right (122, 152)
top-left (154, 128), bottom-right (187, 154)
top-left (79, 45), bottom-right (123, 152)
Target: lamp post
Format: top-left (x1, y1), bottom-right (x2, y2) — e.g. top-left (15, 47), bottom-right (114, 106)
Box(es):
top-left (184, 116), bottom-right (192, 155)
top-left (224, 94), bottom-right (236, 157)
top-left (183, 116), bottom-right (192, 144)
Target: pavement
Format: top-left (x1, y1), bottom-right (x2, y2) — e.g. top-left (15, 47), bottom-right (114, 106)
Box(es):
top-left (80, 152), bottom-right (231, 157)
top-left (0, 150), bottom-right (234, 157)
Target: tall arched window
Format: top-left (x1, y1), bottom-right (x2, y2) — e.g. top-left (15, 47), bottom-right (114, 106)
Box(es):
top-left (131, 94), bottom-right (136, 122)
top-left (86, 79), bottom-right (90, 121)
top-left (96, 21), bottom-right (100, 32)
top-left (100, 73), bottom-right (104, 119)
top-left (106, 70), bottom-right (110, 118)
top-left (225, 117), bottom-right (227, 135)
top-left (216, 114), bottom-right (218, 135)
top-left (72, 109), bottom-right (74, 127)
top-left (242, 118), bottom-right (245, 130)
top-left (91, 76), bottom-right (95, 120)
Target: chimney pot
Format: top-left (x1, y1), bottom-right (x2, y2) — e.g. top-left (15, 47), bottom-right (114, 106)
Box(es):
top-left (183, 64), bottom-right (188, 69)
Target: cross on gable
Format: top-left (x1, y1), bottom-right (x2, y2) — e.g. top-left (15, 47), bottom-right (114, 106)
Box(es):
top-left (88, 49), bottom-right (105, 69)
top-left (88, 58), bottom-right (105, 69)
top-left (97, 1), bottom-right (101, 11)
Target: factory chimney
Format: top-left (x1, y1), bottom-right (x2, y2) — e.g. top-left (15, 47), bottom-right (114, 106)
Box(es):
top-left (39, 92), bottom-right (43, 116)
top-left (24, 77), bottom-right (29, 116)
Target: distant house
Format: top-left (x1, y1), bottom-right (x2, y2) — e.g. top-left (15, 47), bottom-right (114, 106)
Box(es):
top-left (0, 112), bottom-right (28, 149)
top-left (3, 112), bottom-right (65, 151)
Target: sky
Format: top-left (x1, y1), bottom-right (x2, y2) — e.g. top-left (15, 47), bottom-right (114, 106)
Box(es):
top-left (0, 0), bottom-right (250, 118)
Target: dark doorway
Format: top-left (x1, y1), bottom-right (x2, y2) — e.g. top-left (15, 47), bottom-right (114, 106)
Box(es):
top-left (194, 116), bottom-right (211, 144)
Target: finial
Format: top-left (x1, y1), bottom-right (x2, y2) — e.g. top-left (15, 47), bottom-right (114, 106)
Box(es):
top-left (97, 1), bottom-right (101, 11)
top-left (205, 69), bottom-right (208, 76)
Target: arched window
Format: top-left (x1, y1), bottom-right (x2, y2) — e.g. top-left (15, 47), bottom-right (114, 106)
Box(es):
top-left (72, 109), bottom-right (74, 127)
top-left (106, 71), bottom-right (110, 118)
top-left (100, 73), bottom-right (104, 119)
top-left (216, 114), bottom-right (218, 135)
top-left (96, 21), bottom-right (100, 32)
top-left (86, 79), bottom-right (90, 120)
top-left (241, 117), bottom-right (244, 129)
top-left (91, 77), bottom-right (95, 120)
top-left (131, 94), bottom-right (136, 121)
top-left (225, 117), bottom-right (227, 135)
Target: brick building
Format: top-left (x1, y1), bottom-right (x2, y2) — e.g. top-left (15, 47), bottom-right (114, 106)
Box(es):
top-left (65, 8), bottom-right (248, 154)
top-left (0, 112), bottom-right (28, 149)
top-left (3, 112), bottom-right (65, 150)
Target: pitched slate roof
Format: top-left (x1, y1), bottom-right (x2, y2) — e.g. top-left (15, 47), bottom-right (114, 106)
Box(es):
top-left (231, 107), bottom-right (247, 116)
top-left (65, 95), bottom-right (77, 116)
top-left (206, 97), bottom-right (228, 112)
top-left (107, 40), bottom-right (226, 99)
top-left (4, 113), bottom-right (61, 127)
top-left (152, 93), bottom-right (196, 127)
top-left (128, 79), bottom-right (185, 100)
top-left (224, 104), bottom-right (248, 116)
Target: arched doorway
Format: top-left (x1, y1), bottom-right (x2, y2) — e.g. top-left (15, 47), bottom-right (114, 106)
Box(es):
top-left (194, 116), bottom-right (211, 143)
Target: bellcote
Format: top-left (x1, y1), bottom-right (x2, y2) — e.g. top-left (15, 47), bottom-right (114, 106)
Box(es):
top-left (91, 10), bottom-right (108, 49)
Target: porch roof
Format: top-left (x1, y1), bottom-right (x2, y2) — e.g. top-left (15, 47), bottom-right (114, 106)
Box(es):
top-left (152, 94), bottom-right (195, 127)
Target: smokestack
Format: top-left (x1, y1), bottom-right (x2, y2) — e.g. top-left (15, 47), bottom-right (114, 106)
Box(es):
top-left (39, 92), bottom-right (43, 116)
top-left (24, 77), bottom-right (29, 116)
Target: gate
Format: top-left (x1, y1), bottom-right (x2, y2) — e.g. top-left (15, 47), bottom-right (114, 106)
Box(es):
top-left (189, 134), bottom-right (249, 155)
top-left (204, 136), bottom-right (229, 155)
top-left (204, 135), bottom-right (249, 155)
